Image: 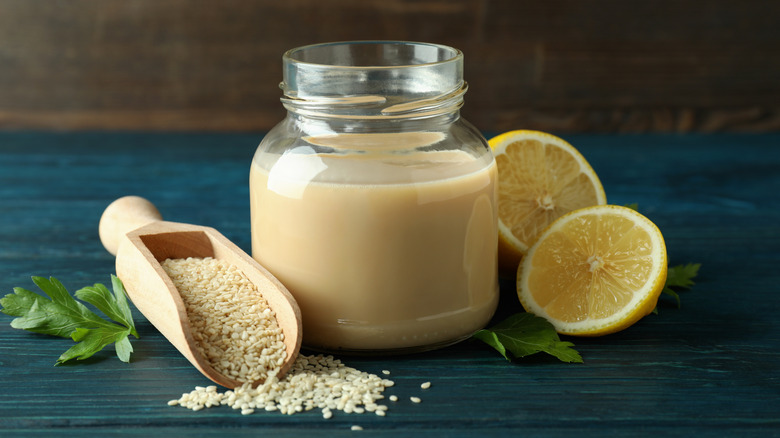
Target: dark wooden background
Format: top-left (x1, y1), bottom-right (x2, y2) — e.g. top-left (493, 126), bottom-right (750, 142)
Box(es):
top-left (1, 0), bottom-right (778, 133)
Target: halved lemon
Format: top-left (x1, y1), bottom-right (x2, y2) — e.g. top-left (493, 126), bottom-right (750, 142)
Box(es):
top-left (517, 205), bottom-right (667, 336)
top-left (489, 130), bottom-right (607, 274)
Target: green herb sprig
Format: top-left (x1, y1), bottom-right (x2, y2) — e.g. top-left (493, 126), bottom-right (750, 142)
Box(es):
top-left (655, 263), bottom-right (701, 312)
top-left (0, 275), bottom-right (138, 365)
top-left (473, 313), bottom-right (583, 363)
top-left (474, 263), bottom-right (701, 363)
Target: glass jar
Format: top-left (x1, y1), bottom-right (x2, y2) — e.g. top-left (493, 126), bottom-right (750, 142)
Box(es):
top-left (250, 41), bottom-right (498, 354)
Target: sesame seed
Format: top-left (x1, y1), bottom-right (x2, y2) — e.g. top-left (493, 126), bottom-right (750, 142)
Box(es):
top-left (351, 425), bottom-right (363, 431)
top-left (169, 353), bottom-right (395, 418)
top-left (382, 370), bottom-right (391, 375)
top-left (410, 396), bottom-right (422, 403)
top-left (161, 257), bottom-right (286, 385)
top-left (389, 395), bottom-right (398, 402)
top-left (421, 381), bottom-right (431, 389)
top-left (163, 258), bottom-right (397, 419)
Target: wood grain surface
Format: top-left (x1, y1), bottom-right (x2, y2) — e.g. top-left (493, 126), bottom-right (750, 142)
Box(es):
top-left (1, 132), bottom-right (779, 436)
top-left (1, 0), bottom-right (778, 133)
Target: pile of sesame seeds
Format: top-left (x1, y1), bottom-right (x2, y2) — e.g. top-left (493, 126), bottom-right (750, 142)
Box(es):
top-left (161, 257), bottom-right (287, 384)
top-left (168, 353), bottom-right (395, 418)
top-left (160, 256), bottom-right (434, 427)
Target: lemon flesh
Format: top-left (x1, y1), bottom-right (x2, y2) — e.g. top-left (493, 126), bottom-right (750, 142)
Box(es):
top-left (517, 205), bottom-right (667, 336)
top-left (489, 130), bottom-right (606, 274)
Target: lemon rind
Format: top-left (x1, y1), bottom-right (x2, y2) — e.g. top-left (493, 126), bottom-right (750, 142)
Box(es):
top-left (491, 130), bottom-right (607, 259)
top-left (517, 205), bottom-right (667, 336)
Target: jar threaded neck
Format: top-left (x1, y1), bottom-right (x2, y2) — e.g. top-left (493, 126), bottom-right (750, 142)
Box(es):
top-left (280, 41), bottom-right (465, 119)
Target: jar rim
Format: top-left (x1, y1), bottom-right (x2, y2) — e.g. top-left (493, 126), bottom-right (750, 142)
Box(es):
top-left (283, 40), bottom-right (463, 69)
top-left (280, 41), bottom-right (466, 119)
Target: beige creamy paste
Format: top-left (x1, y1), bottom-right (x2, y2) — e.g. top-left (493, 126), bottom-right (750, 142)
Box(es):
top-left (250, 133), bottom-right (498, 351)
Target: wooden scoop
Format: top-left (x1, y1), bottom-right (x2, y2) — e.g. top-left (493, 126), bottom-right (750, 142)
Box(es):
top-left (98, 195), bottom-right (302, 388)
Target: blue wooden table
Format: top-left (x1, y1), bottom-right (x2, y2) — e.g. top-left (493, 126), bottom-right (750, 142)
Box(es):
top-left (1, 132), bottom-right (778, 437)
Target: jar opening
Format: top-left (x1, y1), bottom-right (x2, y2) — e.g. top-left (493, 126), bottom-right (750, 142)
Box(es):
top-left (285, 41), bottom-right (461, 68)
top-left (281, 41), bottom-right (466, 119)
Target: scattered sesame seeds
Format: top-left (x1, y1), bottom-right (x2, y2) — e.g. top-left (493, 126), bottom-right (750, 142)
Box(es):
top-left (410, 396), bottom-right (422, 404)
top-left (162, 257), bottom-right (406, 420)
top-left (421, 381), bottom-right (431, 389)
top-left (169, 353), bottom-right (394, 418)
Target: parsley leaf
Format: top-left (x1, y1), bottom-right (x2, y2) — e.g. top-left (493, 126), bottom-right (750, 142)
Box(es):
top-left (665, 263), bottom-right (700, 289)
top-left (473, 313), bottom-right (583, 363)
top-left (658, 263), bottom-right (701, 310)
top-left (74, 276), bottom-right (138, 339)
top-left (0, 275), bottom-right (139, 365)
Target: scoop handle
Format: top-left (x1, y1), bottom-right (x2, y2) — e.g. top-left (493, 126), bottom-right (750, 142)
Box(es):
top-left (99, 196), bottom-right (164, 256)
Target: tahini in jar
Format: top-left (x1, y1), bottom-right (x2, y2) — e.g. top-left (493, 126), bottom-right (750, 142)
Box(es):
top-left (250, 41), bottom-right (498, 354)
